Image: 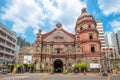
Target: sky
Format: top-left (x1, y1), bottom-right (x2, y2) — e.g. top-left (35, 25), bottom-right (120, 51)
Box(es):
top-left (0, 0), bottom-right (120, 43)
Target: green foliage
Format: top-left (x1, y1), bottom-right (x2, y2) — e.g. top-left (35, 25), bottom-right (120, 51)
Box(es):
top-left (27, 62), bottom-right (35, 72)
top-left (114, 66), bottom-right (120, 70)
top-left (14, 63), bottom-right (17, 68)
top-left (74, 63), bottom-right (79, 68)
top-left (65, 68), bottom-right (70, 73)
top-left (3, 61), bottom-right (8, 66)
top-left (44, 68), bottom-right (51, 72)
top-left (28, 62), bottom-right (34, 68)
top-left (14, 63), bottom-right (23, 68)
top-left (80, 62), bottom-right (87, 68)
top-left (18, 63), bottom-right (23, 68)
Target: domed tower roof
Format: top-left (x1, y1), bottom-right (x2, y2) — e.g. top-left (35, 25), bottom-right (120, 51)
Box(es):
top-left (77, 8), bottom-right (92, 19)
top-left (75, 8), bottom-right (95, 29)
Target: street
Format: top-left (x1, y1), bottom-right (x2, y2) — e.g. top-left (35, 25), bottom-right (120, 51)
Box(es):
top-left (0, 73), bottom-right (120, 80)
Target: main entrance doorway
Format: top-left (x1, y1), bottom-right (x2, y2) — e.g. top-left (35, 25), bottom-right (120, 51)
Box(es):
top-left (54, 59), bottom-right (63, 73)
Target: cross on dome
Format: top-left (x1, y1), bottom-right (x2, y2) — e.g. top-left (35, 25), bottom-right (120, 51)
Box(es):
top-left (81, 7), bottom-right (87, 14)
top-left (56, 22), bottom-right (62, 28)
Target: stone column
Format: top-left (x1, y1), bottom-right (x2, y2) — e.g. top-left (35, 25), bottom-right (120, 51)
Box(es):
top-left (50, 64), bottom-right (53, 73)
top-left (50, 57), bottom-right (53, 73)
top-left (63, 64), bottom-right (66, 73)
top-left (36, 62), bottom-right (40, 70)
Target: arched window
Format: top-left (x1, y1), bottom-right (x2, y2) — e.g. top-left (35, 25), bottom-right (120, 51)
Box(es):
top-left (91, 46), bottom-right (95, 52)
top-left (111, 53), bottom-right (113, 57)
top-left (57, 49), bottom-right (60, 54)
top-left (77, 36), bottom-right (80, 40)
top-left (77, 36), bottom-right (79, 38)
top-left (88, 25), bottom-right (91, 28)
top-left (89, 35), bottom-right (93, 39)
top-left (80, 27), bottom-right (82, 30)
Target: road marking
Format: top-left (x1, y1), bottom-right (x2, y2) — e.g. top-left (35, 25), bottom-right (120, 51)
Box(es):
top-left (1, 76), bottom-right (29, 80)
top-left (107, 74), bottom-right (111, 80)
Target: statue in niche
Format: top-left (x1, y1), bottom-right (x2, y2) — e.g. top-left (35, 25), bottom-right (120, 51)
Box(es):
top-left (36, 46), bottom-right (40, 51)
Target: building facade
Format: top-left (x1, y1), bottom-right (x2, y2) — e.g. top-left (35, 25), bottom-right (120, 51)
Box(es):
top-left (17, 37), bottom-right (30, 48)
top-left (0, 23), bottom-right (19, 69)
top-left (105, 33), bottom-right (113, 47)
top-left (101, 47), bottom-right (117, 71)
top-left (31, 8), bottom-right (104, 72)
top-left (96, 20), bottom-right (106, 50)
top-left (104, 32), bottom-right (120, 71)
top-left (111, 30), bottom-right (120, 57)
top-left (18, 46), bottom-right (34, 71)
top-left (102, 47), bottom-right (116, 59)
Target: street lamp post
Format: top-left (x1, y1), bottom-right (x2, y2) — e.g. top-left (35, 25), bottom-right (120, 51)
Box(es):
top-left (102, 57), bottom-right (111, 73)
top-left (99, 57), bottom-right (102, 73)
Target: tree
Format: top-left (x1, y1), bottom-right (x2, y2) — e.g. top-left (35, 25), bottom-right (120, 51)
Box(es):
top-left (17, 63), bottom-right (23, 68)
top-left (13, 63), bottom-right (17, 68)
top-left (74, 63), bottom-right (79, 68)
top-left (80, 62), bottom-right (87, 72)
top-left (28, 62), bottom-right (34, 72)
top-left (18, 63), bottom-right (23, 73)
top-left (13, 63), bottom-right (23, 73)
top-left (74, 63), bottom-right (79, 73)
top-left (12, 63), bottom-right (18, 74)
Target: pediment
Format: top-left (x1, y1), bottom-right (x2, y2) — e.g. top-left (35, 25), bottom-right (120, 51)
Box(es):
top-left (42, 28), bottom-right (75, 42)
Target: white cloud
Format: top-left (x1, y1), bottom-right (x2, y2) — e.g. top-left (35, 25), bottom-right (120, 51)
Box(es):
top-left (110, 18), bottom-right (120, 31)
top-left (98, 0), bottom-right (120, 16)
top-left (1, 0), bottom-right (45, 37)
top-left (1, 0), bottom-right (86, 38)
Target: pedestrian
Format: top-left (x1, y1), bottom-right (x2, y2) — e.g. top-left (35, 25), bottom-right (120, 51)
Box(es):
top-left (84, 70), bottom-right (86, 75)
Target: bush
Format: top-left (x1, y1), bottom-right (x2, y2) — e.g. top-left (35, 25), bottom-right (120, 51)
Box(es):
top-left (113, 66), bottom-right (120, 71)
top-left (18, 63), bottom-right (23, 68)
top-left (80, 62), bottom-right (87, 72)
top-left (65, 68), bottom-right (70, 73)
top-left (74, 63), bottom-right (79, 68)
top-left (14, 63), bottom-right (17, 68)
top-left (80, 62), bottom-right (87, 69)
top-left (27, 62), bottom-right (34, 72)
top-left (28, 62), bottom-right (34, 68)
top-left (44, 68), bottom-right (51, 72)
top-left (13, 63), bottom-right (23, 68)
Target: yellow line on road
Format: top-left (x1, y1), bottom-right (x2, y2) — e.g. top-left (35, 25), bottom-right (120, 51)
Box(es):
top-left (107, 74), bottom-right (111, 80)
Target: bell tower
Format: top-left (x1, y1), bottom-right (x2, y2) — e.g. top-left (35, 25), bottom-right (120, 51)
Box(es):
top-left (33, 29), bottom-right (42, 70)
top-left (75, 8), bottom-right (101, 54)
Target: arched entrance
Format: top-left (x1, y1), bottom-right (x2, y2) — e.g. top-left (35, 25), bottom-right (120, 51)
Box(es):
top-left (54, 59), bottom-right (63, 73)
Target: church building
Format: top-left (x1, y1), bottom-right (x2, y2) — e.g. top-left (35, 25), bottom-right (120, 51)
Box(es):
top-left (32, 8), bottom-right (104, 72)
